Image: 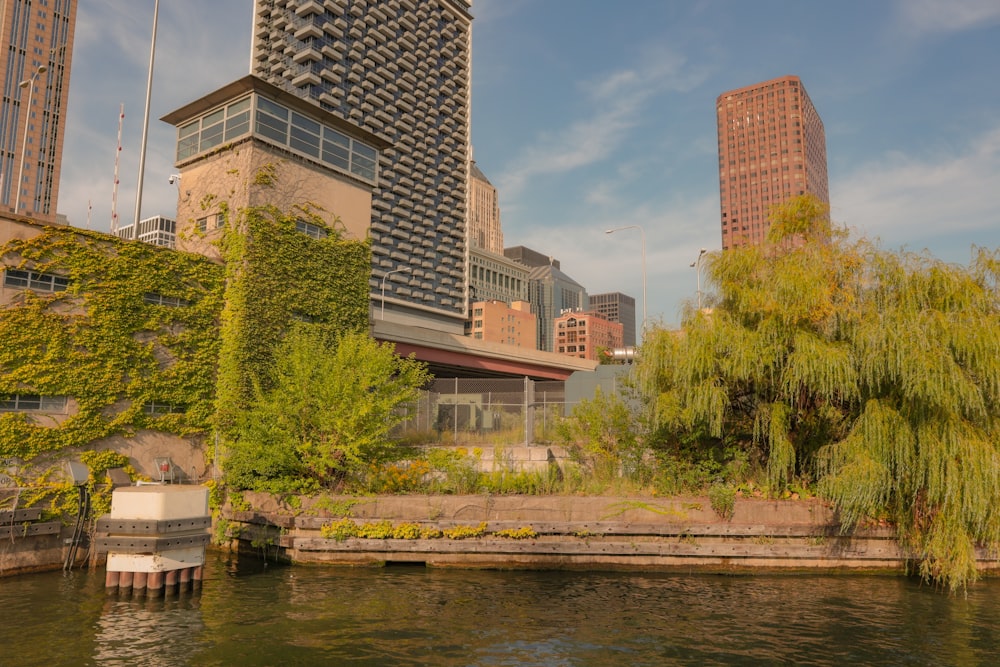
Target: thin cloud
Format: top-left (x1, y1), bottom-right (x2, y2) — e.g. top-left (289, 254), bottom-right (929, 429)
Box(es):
top-left (834, 124), bottom-right (1000, 249)
top-left (497, 51), bottom-right (693, 197)
top-left (505, 191), bottom-right (719, 327)
top-left (896, 0), bottom-right (1000, 36)
top-left (498, 104), bottom-right (639, 195)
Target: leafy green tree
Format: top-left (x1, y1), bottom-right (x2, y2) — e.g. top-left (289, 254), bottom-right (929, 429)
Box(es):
top-left (215, 203), bottom-right (370, 436)
top-left (637, 194), bottom-right (1000, 590)
top-left (225, 327), bottom-right (431, 492)
top-left (558, 386), bottom-right (643, 479)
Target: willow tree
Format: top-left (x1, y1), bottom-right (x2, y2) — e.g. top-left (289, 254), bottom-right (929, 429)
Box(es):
top-left (637, 194), bottom-right (1000, 590)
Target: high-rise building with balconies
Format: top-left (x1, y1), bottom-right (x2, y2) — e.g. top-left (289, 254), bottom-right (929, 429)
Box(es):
top-left (0, 0), bottom-right (76, 222)
top-left (716, 75), bottom-right (828, 249)
top-left (250, 0), bottom-right (472, 332)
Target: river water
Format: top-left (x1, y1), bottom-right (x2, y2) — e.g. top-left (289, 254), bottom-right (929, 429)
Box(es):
top-left (2, 553), bottom-right (999, 666)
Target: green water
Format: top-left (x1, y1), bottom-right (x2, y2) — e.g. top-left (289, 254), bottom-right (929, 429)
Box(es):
top-left (2, 554), bottom-right (999, 666)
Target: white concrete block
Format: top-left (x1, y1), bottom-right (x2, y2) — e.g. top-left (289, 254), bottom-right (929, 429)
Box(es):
top-left (109, 486), bottom-right (209, 520)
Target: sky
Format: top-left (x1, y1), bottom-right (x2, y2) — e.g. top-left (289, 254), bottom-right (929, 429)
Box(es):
top-left (59, 0), bottom-right (1000, 330)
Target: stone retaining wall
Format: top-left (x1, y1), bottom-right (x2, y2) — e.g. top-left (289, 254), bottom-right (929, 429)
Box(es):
top-left (222, 494), bottom-right (1000, 575)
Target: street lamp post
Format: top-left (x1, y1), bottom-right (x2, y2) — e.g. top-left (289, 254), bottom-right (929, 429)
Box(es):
top-left (380, 266), bottom-right (412, 319)
top-left (605, 225), bottom-right (647, 331)
top-left (690, 248), bottom-right (707, 310)
top-left (132, 0), bottom-right (160, 231)
top-left (15, 65), bottom-right (47, 213)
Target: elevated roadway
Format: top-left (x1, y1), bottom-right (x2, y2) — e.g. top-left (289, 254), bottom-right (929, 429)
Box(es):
top-left (371, 319), bottom-right (597, 380)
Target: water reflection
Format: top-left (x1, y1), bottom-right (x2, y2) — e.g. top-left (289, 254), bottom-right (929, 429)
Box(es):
top-left (94, 595), bottom-right (207, 667)
top-left (1, 555), bottom-right (999, 666)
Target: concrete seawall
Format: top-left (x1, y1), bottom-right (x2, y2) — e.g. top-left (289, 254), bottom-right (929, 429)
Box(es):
top-left (222, 494), bottom-right (1000, 575)
top-left (0, 508), bottom-right (68, 577)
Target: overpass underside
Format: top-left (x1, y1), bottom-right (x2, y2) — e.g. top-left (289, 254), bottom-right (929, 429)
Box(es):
top-left (372, 319), bottom-right (596, 380)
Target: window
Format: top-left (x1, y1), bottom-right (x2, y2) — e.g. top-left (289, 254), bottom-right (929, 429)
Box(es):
top-left (290, 112), bottom-right (321, 158)
top-left (351, 141), bottom-right (377, 181)
top-left (254, 96), bottom-right (289, 144)
top-left (143, 402), bottom-right (185, 416)
top-left (224, 98), bottom-right (251, 141)
top-left (144, 293), bottom-right (190, 308)
top-left (234, 94), bottom-right (380, 183)
top-left (0, 394), bottom-right (67, 412)
top-left (295, 219), bottom-right (329, 239)
top-left (3, 268), bottom-right (68, 293)
top-left (177, 121), bottom-right (200, 161)
top-left (200, 108), bottom-right (226, 152)
top-left (322, 130), bottom-right (350, 171)
top-left (195, 213), bottom-right (224, 233)
top-left (176, 96), bottom-right (256, 161)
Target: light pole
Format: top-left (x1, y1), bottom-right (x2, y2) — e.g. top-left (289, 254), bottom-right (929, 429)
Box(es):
top-left (605, 225), bottom-right (646, 331)
top-left (132, 0), bottom-right (160, 231)
top-left (690, 248), bottom-right (707, 310)
top-left (380, 266), bottom-right (412, 319)
top-left (15, 65), bottom-right (46, 213)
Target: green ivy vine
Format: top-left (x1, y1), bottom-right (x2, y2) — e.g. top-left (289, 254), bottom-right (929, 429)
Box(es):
top-left (214, 202), bottom-right (371, 436)
top-left (0, 225), bottom-right (225, 463)
top-left (2, 168), bottom-right (371, 506)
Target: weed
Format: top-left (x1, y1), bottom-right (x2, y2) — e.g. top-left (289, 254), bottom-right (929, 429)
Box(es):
top-left (311, 496), bottom-right (362, 518)
top-left (708, 484), bottom-right (736, 520)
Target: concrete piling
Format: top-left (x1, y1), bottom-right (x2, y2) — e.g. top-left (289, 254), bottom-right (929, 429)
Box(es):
top-left (97, 486), bottom-right (210, 596)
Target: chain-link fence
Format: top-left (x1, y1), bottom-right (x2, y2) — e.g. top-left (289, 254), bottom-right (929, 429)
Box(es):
top-left (393, 378), bottom-right (577, 446)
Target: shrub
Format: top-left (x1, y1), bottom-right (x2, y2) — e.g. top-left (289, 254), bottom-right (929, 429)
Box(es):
top-left (443, 522), bottom-right (487, 539)
top-left (494, 526), bottom-right (537, 540)
top-left (320, 518), bottom-right (359, 541)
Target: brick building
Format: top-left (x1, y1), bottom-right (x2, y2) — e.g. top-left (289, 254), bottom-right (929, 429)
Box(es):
top-left (554, 311), bottom-right (623, 361)
top-left (716, 75), bottom-right (829, 249)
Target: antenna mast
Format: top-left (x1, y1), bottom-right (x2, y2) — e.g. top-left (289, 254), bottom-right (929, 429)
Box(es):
top-left (111, 103), bottom-right (124, 234)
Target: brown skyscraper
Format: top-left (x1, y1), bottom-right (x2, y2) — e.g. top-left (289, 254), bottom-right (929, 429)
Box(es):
top-left (0, 0), bottom-right (76, 223)
top-left (716, 75), bottom-right (828, 249)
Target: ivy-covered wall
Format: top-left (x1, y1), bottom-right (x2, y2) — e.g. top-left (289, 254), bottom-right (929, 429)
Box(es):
top-left (0, 202), bottom-right (371, 480)
top-left (214, 204), bottom-right (371, 435)
top-left (0, 222), bottom-right (225, 463)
